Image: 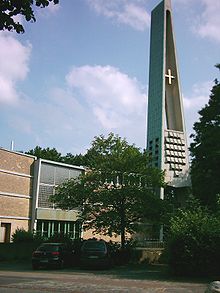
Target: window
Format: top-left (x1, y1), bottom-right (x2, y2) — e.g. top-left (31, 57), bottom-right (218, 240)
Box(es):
top-left (55, 166), bottom-right (69, 185)
top-left (38, 185), bottom-right (54, 208)
top-left (36, 220), bottom-right (82, 239)
top-left (1, 223), bottom-right (11, 243)
top-left (70, 169), bottom-right (81, 178)
top-left (40, 164), bottom-right (55, 184)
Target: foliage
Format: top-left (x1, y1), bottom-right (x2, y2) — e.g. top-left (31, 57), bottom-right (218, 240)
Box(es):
top-left (51, 133), bottom-right (165, 248)
top-left (167, 197), bottom-right (220, 276)
top-left (0, 242), bottom-right (39, 261)
top-left (109, 239), bottom-right (137, 265)
top-left (12, 228), bottom-right (34, 243)
top-left (62, 153), bottom-right (88, 167)
top-left (26, 146), bottom-right (62, 162)
top-left (32, 232), bottom-right (47, 243)
top-left (0, 0), bottom-right (59, 33)
top-left (190, 65), bottom-right (220, 210)
top-left (47, 232), bottom-right (73, 245)
top-left (26, 146), bottom-right (89, 166)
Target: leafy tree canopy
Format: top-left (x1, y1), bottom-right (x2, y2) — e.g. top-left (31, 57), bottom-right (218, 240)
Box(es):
top-left (51, 133), bottom-right (166, 248)
top-left (167, 196), bottom-right (220, 276)
top-left (26, 145), bottom-right (62, 162)
top-left (62, 153), bottom-right (88, 167)
top-left (190, 64), bottom-right (220, 210)
top-left (26, 146), bottom-right (88, 166)
top-left (0, 0), bottom-right (59, 33)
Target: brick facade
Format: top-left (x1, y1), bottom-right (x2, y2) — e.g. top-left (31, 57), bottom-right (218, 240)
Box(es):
top-left (0, 149), bottom-right (119, 243)
top-left (0, 148), bottom-right (36, 242)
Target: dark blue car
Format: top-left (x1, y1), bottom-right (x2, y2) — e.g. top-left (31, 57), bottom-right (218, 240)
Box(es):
top-left (32, 242), bottom-right (73, 269)
top-left (80, 240), bottom-right (112, 269)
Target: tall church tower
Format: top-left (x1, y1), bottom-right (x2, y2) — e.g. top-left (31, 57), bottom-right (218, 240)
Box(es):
top-left (147, 0), bottom-right (190, 197)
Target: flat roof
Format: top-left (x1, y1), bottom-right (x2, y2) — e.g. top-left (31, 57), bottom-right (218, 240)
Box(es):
top-left (39, 158), bottom-right (85, 171)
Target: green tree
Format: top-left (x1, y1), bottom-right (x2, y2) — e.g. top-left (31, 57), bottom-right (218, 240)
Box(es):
top-left (11, 228), bottom-right (33, 243)
top-left (62, 153), bottom-right (88, 167)
top-left (26, 146), bottom-right (89, 166)
top-left (26, 146), bottom-right (62, 162)
top-left (190, 64), bottom-right (220, 210)
top-left (0, 0), bottom-right (59, 34)
top-left (167, 197), bottom-right (220, 276)
top-left (51, 133), bottom-right (165, 248)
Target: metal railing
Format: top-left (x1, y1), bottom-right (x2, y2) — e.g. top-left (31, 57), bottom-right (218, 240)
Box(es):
top-left (135, 240), bottom-right (165, 249)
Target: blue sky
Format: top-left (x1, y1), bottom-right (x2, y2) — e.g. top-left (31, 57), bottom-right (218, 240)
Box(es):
top-left (0, 0), bottom-right (219, 155)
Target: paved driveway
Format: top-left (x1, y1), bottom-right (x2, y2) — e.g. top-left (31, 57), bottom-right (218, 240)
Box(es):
top-left (0, 262), bottom-right (208, 292)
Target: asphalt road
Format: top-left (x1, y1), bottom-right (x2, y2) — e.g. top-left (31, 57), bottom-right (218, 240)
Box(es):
top-left (0, 262), bottom-right (209, 293)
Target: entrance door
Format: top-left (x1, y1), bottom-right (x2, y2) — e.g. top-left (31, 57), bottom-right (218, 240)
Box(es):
top-left (1, 223), bottom-right (11, 243)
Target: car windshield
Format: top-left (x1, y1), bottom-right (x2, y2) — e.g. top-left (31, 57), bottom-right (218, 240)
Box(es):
top-left (82, 241), bottom-right (106, 251)
top-left (37, 244), bottom-right (60, 252)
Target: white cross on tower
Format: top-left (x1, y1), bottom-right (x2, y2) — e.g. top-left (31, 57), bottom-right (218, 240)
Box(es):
top-left (165, 69), bottom-right (175, 84)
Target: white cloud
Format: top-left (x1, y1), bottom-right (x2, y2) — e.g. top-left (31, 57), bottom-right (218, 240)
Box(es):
top-left (2, 64), bottom-right (147, 153)
top-left (183, 81), bottom-right (212, 109)
top-left (195, 0), bottom-right (220, 42)
top-left (4, 85), bottom-right (99, 153)
top-left (66, 65), bottom-right (146, 129)
top-left (87, 0), bottom-right (150, 31)
top-left (174, 0), bottom-right (220, 42)
top-left (0, 76), bottom-right (18, 104)
top-left (181, 0), bottom-right (220, 42)
top-left (0, 32), bottom-right (31, 105)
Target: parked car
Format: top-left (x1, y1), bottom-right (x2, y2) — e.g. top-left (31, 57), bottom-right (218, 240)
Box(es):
top-left (80, 239), bottom-right (112, 269)
top-left (32, 242), bottom-right (74, 269)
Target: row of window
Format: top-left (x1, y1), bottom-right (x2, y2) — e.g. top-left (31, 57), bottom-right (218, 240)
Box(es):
top-left (38, 163), bottom-right (83, 208)
top-left (165, 144), bottom-right (185, 151)
top-left (40, 163), bottom-right (82, 185)
top-left (38, 185), bottom-right (54, 208)
top-left (169, 163), bottom-right (183, 170)
top-left (149, 137), bottom-right (159, 145)
top-left (165, 137), bottom-right (185, 145)
top-left (165, 130), bottom-right (184, 140)
top-left (165, 150), bottom-right (186, 158)
top-left (36, 220), bottom-right (82, 239)
top-left (166, 157), bottom-right (186, 164)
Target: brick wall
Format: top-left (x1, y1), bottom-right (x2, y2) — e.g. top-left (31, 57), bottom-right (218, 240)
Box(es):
top-left (0, 149), bottom-right (36, 242)
top-left (0, 150), bottom-right (34, 175)
top-left (0, 173), bottom-right (32, 195)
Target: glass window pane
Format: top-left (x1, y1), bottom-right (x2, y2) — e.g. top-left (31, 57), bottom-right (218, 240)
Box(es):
top-left (69, 169), bottom-right (81, 179)
top-left (40, 163), bottom-right (55, 184)
top-left (38, 185), bottom-right (54, 208)
top-left (55, 166), bottom-right (69, 185)
top-left (36, 220), bottom-right (42, 234)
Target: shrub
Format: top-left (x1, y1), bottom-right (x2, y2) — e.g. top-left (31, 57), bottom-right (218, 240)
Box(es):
top-left (167, 198), bottom-right (220, 276)
top-left (108, 240), bottom-right (134, 265)
top-left (33, 232), bottom-right (47, 243)
top-left (47, 233), bottom-right (73, 245)
top-left (11, 228), bottom-right (33, 243)
top-left (0, 242), bottom-right (38, 261)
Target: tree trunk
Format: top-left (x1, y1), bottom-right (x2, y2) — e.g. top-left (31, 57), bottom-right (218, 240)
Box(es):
top-left (120, 196), bottom-right (126, 249)
top-left (121, 224), bottom-right (125, 249)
